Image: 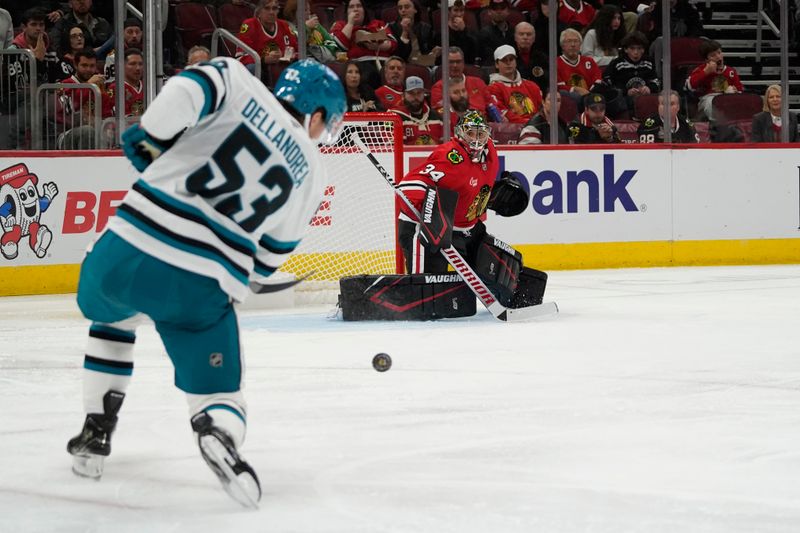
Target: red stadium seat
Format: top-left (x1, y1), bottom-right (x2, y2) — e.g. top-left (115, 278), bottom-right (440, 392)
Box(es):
top-left (711, 93), bottom-right (763, 123)
top-left (218, 3), bottom-right (253, 34)
top-left (404, 63), bottom-right (433, 88)
top-left (558, 94), bottom-right (578, 123)
top-left (633, 94), bottom-right (659, 120)
top-left (670, 36), bottom-right (705, 89)
top-left (381, 6), bottom-right (399, 23)
top-left (174, 2), bottom-right (218, 56)
top-left (614, 119), bottom-right (639, 143)
top-left (489, 121), bottom-right (523, 144)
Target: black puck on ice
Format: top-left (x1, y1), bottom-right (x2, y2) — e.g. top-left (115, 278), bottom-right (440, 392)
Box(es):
top-left (372, 353), bottom-right (392, 372)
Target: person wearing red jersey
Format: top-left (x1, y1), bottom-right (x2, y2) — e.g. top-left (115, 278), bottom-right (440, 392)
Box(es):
top-left (56, 48), bottom-right (112, 148)
top-left (558, 0), bottom-right (596, 31)
top-left (105, 48), bottom-right (144, 118)
top-left (556, 28), bottom-right (603, 109)
top-left (396, 110), bottom-right (546, 308)
top-left (391, 76), bottom-right (444, 145)
top-left (374, 56), bottom-right (405, 110)
top-left (430, 47), bottom-right (491, 117)
top-left (331, 0), bottom-right (397, 61)
top-left (237, 0), bottom-right (298, 70)
top-left (487, 44), bottom-right (543, 124)
top-left (685, 40), bottom-right (743, 121)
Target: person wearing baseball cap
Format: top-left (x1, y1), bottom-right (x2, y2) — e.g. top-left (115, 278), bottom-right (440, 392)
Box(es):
top-left (567, 92), bottom-right (621, 144)
top-left (390, 75), bottom-right (444, 145)
top-left (479, 0), bottom-right (515, 66)
top-left (487, 44), bottom-right (543, 124)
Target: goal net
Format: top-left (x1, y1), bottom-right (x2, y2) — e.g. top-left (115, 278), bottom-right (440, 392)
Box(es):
top-left (275, 113), bottom-right (403, 303)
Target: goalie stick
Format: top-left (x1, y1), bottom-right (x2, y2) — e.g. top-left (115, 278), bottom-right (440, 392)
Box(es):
top-left (349, 133), bottom-right (558, 322)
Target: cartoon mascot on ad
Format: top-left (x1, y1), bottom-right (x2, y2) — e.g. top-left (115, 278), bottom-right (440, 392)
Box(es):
top-left (0, 163), bottom-right (58, 260)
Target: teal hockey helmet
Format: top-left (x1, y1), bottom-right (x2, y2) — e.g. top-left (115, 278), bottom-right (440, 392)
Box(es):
top-left (274, 59), bottom-right (346, 143)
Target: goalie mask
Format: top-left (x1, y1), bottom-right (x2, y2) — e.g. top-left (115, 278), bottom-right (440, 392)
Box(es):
top-left (454, 110), bottom-right (491, 159)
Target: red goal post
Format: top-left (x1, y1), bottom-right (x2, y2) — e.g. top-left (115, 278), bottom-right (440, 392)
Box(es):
top-left (276, 112), bottom-right (404, 302)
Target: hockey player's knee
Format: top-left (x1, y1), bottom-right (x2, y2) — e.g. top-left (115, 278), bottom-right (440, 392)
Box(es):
top-left (472, 234), bottom-right (523, 305)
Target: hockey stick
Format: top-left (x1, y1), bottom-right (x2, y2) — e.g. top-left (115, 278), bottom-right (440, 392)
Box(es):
top-left (350, 133), bottom-right (557, 322)
top-left (249, 270), bottom-right (315, 294)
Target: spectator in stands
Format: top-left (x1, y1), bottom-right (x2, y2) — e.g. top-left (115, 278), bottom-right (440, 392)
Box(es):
top-left (637, 90), bottom-right (699, 143)
top-left (390, 0), bottom-right (438, 66)
top-left (375, 56), bottom-right (405, 110)
top-left (432, 0), bottom-right (478, 64)
top-left (331, 0), bottom-right (397, 89)
top-left (332, 0), bottom-right (397, 61)
top-left (56, 48), bottom-right (110, 149)
top-left (533, 1), bottom-right (565, 56)
top-left (513, 22), bottom-right (548, 92)
top-left (50, 0), bottom-right (113, 59)
top-left (519, 91), bottom-right (569, 144)
top-left (4, 1), bottom-right (63, 27)
top-left (556, 28), bottom-right (603, 108)
top-left (431, 46), bottom-right (491, 117)
top-left (479, 0), bottom-right (516, 66)
top-left (10, 7), bottom-right (73, 84)
top-left (106, 47), bottom-right (144, 118)
top-left (439, 76), bottom-right (470, 120)
top-left (283, 0), bottom-right (342, 64)
top-left (488, 44), bottom-right (543, 124)
top-left (568, 92), bottom-right (621, 143)
top-left (187, 45), bottom-right (211, 66)
top-left (558, 0), bottom-right (597, 31)
top-left (751, 84), bottom-right (799, 143)
top-left (343, 60), bottom-right (382, 112)
top-left (103, 17), bottom-right (142, 82)
top-left (392, 75), bottom-right (444, 145)
top-left (685, 40), bottom-right (742, 121)
top-left (581, 4), bottom-right (626, 67)
top-left (0, 7), bottom-right (14, 49)
top-left (603, 31), bottom-right (660, 117)
top-left (640, 0), bottom-right (705, 78)
top-left (58, 22), bottom-right (89, 68)
top-left (237, 0), bottom-right (298, 71)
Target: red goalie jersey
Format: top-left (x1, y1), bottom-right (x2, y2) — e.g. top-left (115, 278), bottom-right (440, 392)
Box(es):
top-left (398, 138), bottom-right (500, 230)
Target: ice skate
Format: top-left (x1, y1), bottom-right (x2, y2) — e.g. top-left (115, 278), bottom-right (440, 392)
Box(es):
top-left (191, 412), bottom-right (261, 509)
top-left (67, 391), bottom-right (125, 479)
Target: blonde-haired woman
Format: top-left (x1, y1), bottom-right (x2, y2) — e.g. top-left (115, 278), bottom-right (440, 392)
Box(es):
top-left (751, 84), bottom-right (798, 142)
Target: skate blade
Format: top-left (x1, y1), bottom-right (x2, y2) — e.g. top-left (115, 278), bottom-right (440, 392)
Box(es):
top-left (199, 435), bottom-right (261, 509)
top-left (72, 454), bottom-right (104, 479)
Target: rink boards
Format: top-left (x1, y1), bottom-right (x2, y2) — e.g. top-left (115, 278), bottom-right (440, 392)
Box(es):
top-left (1, 145), bottom-right (799, 296)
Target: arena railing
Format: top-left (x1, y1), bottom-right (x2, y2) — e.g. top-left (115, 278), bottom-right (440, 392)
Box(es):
top-left (36, 83), bottom-right (102, 151)
top-left (0, 49), bottom-right (38, 150)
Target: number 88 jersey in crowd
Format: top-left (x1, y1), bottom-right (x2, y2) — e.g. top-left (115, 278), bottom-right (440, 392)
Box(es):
top-left (107, 57), bottom-right (328, 302)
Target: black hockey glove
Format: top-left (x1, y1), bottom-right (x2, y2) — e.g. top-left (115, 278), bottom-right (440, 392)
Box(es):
top-left (487, 171), bottom-right (529, 217)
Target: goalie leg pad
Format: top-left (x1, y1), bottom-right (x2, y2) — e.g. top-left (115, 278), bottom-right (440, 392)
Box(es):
top-left (338, 274), bottom-right (476, 321)
top-left (472, 234), bottom-right (523, 306)
top-left (509, 267), bottom-right (548, 308)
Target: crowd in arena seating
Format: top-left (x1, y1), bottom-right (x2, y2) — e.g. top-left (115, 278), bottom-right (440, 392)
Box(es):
top-left (0, 0), bottom-right (798, 149)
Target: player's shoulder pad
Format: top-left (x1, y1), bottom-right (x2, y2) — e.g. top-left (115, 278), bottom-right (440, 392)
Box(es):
top-left (175, 59), bottom-right (231, 119)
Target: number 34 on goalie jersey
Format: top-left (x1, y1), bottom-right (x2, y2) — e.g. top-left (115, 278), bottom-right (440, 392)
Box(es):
top-left (398, 138), bottom-right (499, 228)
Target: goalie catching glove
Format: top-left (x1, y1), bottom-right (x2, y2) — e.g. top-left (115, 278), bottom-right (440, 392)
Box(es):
top-left (488, 171), bottom-right (529, 217)
top-left (121, 124), bottom-right (174, 172)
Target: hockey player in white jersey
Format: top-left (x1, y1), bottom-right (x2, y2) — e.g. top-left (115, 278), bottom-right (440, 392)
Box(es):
top-left (66, 57), bottom-right (346, 508)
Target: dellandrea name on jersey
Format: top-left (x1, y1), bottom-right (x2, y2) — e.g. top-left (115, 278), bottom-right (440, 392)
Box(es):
top-left (241, 98), bottom-right (310, 186)
top-left (107, 57), bottom-right (326, 303)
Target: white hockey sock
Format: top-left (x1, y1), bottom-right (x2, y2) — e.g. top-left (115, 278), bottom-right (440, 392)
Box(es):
top-left (187, 392), bottom-right (248, 448)
top-left (82, 324), bottom-right (136, 414)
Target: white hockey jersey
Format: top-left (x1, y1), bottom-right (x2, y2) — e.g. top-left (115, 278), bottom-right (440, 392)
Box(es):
top-left (107, 57), bottom-right (327, 302)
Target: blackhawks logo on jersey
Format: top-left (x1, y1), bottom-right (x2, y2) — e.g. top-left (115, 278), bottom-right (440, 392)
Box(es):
top-left (447, 149), bottom-right (463, 165)
top-left (466, 184), bottom-right (491, 221)
top-left (569, 125), bottom-right (581, 138)
top-left (644, 117), bottom-right (655, 127)
top-left (240, 23), bottom-right (249, 33)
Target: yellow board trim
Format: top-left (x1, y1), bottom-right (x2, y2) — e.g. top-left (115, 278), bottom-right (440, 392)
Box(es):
top-left (2, 239), bottom-right (799, 297)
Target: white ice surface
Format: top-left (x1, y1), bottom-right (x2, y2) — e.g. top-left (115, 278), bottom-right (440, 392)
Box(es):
top-left (1, 265), bottom-right (799, 533)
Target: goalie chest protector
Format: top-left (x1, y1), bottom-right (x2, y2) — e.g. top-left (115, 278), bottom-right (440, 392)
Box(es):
top-left (338, 274), bottom-right (476, 321)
